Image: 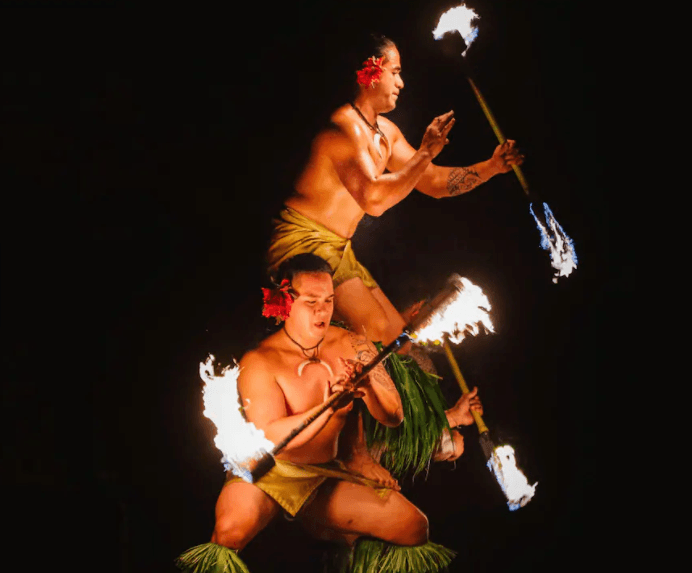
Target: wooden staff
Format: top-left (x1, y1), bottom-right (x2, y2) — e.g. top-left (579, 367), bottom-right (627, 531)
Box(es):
top-left (249, 275), bottom-right (466, 482)
top-left (442, 334), bottom-right (495, 461)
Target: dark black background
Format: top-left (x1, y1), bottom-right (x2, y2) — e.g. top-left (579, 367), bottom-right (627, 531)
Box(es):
top-left (3, 1), bottom-right (625, 571)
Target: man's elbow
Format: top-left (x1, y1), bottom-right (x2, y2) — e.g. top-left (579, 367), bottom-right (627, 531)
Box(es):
top-left (415, 181), bottom-right (444, 199)
top-left (380, 408), bottom-right (404, 428)
top-left (361, 195), bottom-right (387, 217)
top-left (364, 205), bottom-right (386, 217)
top-left (357, 183), bottom-right (388, 216)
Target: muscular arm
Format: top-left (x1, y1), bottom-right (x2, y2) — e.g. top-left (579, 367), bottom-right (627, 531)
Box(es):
top-left (237, 353), bottom-right (336, 451)
top-left (325, 111), bottom-right (454, 217)
top-left (348, 333), bottom-right (403, 427)
top-left (327, 126), bottom-right (433, 217)
top-left (387, 131), bottom-right (522, 199)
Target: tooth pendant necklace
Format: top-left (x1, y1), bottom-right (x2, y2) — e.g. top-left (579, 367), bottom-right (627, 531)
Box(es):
top-left (350, 103), bottom-right (388, 158)
top-left (283, 326), bottom-right (333, 378)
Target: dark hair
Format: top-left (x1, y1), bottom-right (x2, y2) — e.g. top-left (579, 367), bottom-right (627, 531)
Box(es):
top-left (355, 33), bottom-right (397, 69)
top-left (272, 253), bottom-right (333, 286)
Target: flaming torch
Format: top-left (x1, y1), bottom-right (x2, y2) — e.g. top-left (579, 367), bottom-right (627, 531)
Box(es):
top-left (442, 344), bottom-right (536, 511)
top-left (433, 4), bottom-right (578, 283)
top-left (199, 355), bottom-right (275, 483)
top-left (246, 274), bottom-right (496, 482)
top-left (413, 276), bottom-right (537, 510)
top-left (200, 275), bottom-right (535, 507)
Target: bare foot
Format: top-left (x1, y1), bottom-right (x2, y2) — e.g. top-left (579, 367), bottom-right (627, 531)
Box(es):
top-left (343, 450), bottom-right (400, 491)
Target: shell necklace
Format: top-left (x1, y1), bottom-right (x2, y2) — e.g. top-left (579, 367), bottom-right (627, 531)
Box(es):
top-left (283, 326), bottom-right (334, 378)
top-left (350, 103), bottom-right (388, 158)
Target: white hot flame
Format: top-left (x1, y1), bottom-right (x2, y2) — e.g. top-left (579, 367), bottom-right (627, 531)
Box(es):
top-left (200, 354), bottom-right (275, 481)
top-left (413, 277), bottom-right (494, 345)
top-left (488, 444), bottom-right (537, 511)
top-left (432, 4), bottom-right (480, 55)
top-left (530, 202), bottom-right (578, 283)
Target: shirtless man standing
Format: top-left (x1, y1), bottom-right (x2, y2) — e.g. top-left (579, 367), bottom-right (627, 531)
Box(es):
top-left (267, 34), bottom-right (524, 349)
top-left (176, 254), bottom-right (479, 572)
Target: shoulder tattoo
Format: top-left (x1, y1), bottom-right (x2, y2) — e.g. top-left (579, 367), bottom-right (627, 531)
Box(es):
top-left (348, 332), bottom-right (396, 391)
top-left (447, 167), bottom-right (482, 196)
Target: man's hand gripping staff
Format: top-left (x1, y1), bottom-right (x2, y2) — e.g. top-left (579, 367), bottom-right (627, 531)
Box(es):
top-left (250, 275), bottom-right (467, 482)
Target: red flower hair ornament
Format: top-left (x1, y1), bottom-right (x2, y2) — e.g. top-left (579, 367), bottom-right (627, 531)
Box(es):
top-left (356, 56), bottom-right (385, 88)
top-left (261, 279), bottom-right (293, 324)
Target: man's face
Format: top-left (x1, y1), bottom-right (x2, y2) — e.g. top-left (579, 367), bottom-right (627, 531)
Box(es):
top-left (286, 272), bottom-right (334, 340)
top-left (375, 46), bottom-right (404, 112)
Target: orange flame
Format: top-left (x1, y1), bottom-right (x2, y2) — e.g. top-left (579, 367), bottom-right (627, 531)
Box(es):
top-left (200, 355), bottom-right (275, 480)
top-left (413, 277), bottom-right (493, 345)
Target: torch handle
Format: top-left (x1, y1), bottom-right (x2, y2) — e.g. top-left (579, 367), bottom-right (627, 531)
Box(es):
top-left (465, 76), bottom-right (532, 199)
top-left (252, 274), bottom-right (466, 481)
top-left (267, 333), bottom-right (411, 459)
top-left (442, 339), bottom-right (489, 434)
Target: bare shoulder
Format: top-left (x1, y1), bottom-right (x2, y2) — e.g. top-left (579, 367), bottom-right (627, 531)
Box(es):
top-left (237, 346), bottom-right (270, 372)
top-left (330, 104), bottom-right (356, 130)
top-left (237, 339), bottom-right (281, 388)
top-left (322, 324), bottom-right (357, 357)
top-left (344, 330), bottom-right (379, 362)
top-left (305, 110), bottom-right (354, 158)
top-left (325, 323), bottom-right (354, 344)
top-left (329, 105), bottom-right (370, 143)
top-left (344, 330), bottom-right (398, 395)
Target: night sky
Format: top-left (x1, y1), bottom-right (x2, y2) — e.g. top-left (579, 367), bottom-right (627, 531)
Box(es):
top-left (3, 2), bottom-right (624, 572)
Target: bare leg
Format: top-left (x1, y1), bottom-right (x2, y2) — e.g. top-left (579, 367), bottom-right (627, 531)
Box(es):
top-left (211, 481), bottom-right (281, 550)
top-left (334, 278), bottom-right (407, 350)
top-left (300, 480), bottom-right (429, 547)
top-left (335, 279), bottom-right (439, 374)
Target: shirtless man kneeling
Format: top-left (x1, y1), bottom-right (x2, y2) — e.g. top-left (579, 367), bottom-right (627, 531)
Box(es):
top-left (173, 254), bottom-right (456, 573)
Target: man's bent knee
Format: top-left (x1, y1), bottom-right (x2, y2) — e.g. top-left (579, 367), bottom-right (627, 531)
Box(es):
top-left (211, 517), bottom-right (256, 551)
top-left (369, 315), bottom-right (398, 346)
top-left (378, 504), bottom-right (429, 546)
top-left (396, 510), bottom-right (429, 546)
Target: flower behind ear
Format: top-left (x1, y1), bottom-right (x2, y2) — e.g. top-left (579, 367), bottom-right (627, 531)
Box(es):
top-left (261, 279), bottom-right (293, 324)
top-left (357, 56), bottom-right (385, 88)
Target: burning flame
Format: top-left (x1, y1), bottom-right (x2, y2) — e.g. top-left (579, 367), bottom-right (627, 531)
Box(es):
top-left (488, 444), bottom-right (537, 511)
top-left (529, 202), bottom-right (578, 283)
top-left (432, 4), bottom-right (480, 55)
top-left (413, 277), bottom-right (493, 344)
top-left (200, 354), bottom-right (275, 482)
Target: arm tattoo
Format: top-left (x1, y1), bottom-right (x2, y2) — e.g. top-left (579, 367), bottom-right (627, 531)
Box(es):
top-left (348, 333), bottom-right (396, 392)
top-left (447, 167), bottom-right (482, 196)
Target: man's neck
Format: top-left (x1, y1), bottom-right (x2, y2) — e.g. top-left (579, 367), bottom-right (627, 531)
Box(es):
top-left (352, 97), bottom-right (380, 125)
top-left (282, 324), bottom-right (326, 354)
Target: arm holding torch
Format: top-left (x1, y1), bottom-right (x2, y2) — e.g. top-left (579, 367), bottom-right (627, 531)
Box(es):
top-left (237, 352), bottom-right (341, 454)
top-left (344, 337), bottom-right (404, 428)
top-left (432, 8), bottom-right (577, 282)
top-left (431, 359), bottom-right (484, 462)
top-left (254, 332), bottom-right (412, 475)
top-left (385, 113), bottom-right (523, 200)
top-left (443, 341), bottom-right (487, 433)
top-left (251, 277), bottom-right (466, 481)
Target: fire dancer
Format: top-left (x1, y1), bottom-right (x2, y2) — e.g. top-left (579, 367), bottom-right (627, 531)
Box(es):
top-left (177, 254), bottom-right (477, 573)
top-left (267, 33), bottom-right (522, 351)
top-left (266, 33), bottom-right (500, 477)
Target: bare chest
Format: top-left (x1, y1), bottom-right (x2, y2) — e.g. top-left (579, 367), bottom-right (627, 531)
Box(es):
top-left (362, 129), bottom-right (391, 172)
top-left (276, 354), bottom-right (345, 416)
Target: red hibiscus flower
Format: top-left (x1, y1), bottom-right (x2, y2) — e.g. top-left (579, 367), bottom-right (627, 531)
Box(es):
top-left (356, 56), bottom-right (385, 88)
top-left (261, 279), bottom-right (293, 323)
